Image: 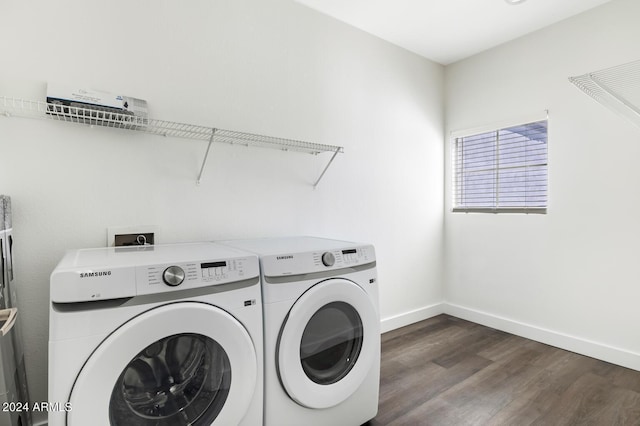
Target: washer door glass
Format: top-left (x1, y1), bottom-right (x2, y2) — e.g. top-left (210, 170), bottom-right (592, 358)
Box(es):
top-left (109, 333), bottom-right (231, 425)
top-left (300, 302), bottom-right (363, 385)
top-left (67, 302), bottom-right (258, 426)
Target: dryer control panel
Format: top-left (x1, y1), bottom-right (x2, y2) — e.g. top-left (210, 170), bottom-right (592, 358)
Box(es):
top-left (263, 244), bottom-right (376, 277)
top-left (313, 247), bottom-right (373, 269)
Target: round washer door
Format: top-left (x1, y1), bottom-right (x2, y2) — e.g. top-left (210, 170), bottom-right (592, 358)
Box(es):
top-left (278, 279), bottom-right (378, 409)
top-left (68, 302), bottom-right (257, 426)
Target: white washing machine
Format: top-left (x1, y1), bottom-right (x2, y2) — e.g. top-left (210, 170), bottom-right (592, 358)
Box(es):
top-left (220, 237), bottom-right (380, 426)
top-left (48, 242), bottom-right (263, 426)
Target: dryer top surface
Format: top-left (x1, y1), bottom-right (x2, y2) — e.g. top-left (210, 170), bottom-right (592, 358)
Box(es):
top-left (219, 236), bottom-right (366, 256)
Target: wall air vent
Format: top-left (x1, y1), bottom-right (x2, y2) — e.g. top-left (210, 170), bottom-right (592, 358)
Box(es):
top-left (569, 59), bottom-right (640, 130)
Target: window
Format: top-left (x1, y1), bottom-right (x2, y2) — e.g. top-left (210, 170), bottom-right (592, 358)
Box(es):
top-left (452, 118), bottom-right (548, 213)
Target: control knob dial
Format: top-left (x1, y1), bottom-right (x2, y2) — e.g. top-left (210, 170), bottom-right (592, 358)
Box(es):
top-left (163, 265), bottom-right (185, 286)
top-left (321, 252), bottom-right (335, 267)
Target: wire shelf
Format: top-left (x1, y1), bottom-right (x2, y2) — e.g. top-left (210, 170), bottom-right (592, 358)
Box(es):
top-left (0, 96), bottom-right (343, 185)
top-left (569, 59), bottom-right (640, 130)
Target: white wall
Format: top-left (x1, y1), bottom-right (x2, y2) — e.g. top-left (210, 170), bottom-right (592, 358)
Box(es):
top-left (0, 0), bottom-right (444, 419)
top-left (445, 0), bottom-right (640, 369)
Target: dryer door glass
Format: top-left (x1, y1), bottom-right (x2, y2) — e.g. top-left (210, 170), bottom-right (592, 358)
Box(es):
top-left (300, 301), bottom-right (363, 385)
top-left (109, 333), bottom-right (231, 426)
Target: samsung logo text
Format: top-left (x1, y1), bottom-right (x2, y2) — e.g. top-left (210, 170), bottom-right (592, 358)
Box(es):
top-left (79, 271), bottom-right (112, 278)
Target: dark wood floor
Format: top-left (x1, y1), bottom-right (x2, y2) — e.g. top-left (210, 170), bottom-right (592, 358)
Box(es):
top-left (369, 314), bottom-right (640, 425)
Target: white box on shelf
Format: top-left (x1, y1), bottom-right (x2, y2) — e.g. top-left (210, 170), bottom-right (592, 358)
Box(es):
top-left (46, 84), bottom-right (125, 110)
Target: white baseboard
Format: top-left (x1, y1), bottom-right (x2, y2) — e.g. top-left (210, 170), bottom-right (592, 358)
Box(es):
top-left (444, 302), bottom-right (640, 371)
top-left (380, 303), bottom-right (445, 333)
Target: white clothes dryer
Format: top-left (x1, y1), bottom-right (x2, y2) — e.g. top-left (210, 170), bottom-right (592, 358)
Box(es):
top-left (220, 237), bottom-right (380, 426)
top-left (48, 242), bottom-right (263, 426)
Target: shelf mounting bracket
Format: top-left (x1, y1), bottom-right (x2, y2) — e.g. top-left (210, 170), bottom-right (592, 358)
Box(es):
top-left (313, 147), bottom-right (341, 189)
top-left (196, 129), bottom-right (216, 185)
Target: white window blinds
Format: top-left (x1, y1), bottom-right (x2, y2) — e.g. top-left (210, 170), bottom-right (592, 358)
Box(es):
top-left (453, 119), bottom-right (548, 213)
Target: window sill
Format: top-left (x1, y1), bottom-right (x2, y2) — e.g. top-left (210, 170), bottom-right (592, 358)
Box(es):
top-left (452, 207), bottom-right (547, 214)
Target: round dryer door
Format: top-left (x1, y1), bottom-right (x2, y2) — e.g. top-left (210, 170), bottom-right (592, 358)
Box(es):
top-left (278, 278), bottom-right (378, 409)
top-left (67, 302), bottom-right (257, 426)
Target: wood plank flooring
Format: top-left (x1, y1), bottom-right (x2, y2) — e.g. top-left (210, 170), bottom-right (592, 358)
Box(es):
top-left (369, 314), bottom-right (640, 425)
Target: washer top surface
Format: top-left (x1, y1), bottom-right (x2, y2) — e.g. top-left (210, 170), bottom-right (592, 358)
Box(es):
top-left (59, 242), bottom-right (253, 269)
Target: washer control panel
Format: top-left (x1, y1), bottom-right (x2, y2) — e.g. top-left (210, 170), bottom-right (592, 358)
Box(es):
top-left (136, 257), bottom-right (253, 295)
top-left (50, 243), bottom-right (260, 303)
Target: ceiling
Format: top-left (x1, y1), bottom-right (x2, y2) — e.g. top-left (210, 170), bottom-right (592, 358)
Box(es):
top-left (294, 0), bottom-right (613, 65)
